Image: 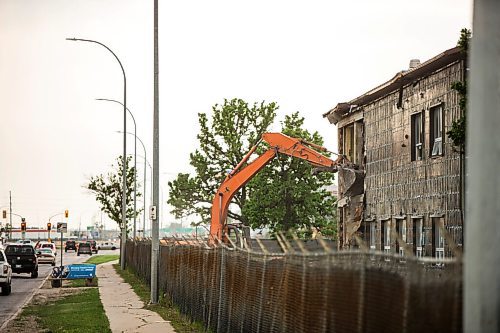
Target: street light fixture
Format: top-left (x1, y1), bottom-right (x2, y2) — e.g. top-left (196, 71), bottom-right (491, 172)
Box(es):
top-left (98, 98), bottom-right (138, 239)
top-left (138, 154), bottom-right (153, 236)
top-left (66, 37), bottom-right (128, 270)
top-left (117, 131), bottom-right (150, 238)
top-left (132, 154), bottom-right (153, 237)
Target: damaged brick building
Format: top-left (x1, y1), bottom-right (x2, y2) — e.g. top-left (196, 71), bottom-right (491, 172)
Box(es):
top-left (324, 46), bottom-right (465, 258)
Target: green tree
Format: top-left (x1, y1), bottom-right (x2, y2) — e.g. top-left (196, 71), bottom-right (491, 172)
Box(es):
top-left (242, 113), bottom-right (336, 237)
top-left (447, 28), bottom-right (471, 151)
top-left (87, 156), bottom-right (141, 232)
top-left (168, 99), bottom-right (337, 238)
top-left (168, 98), bottom-right (277, 223)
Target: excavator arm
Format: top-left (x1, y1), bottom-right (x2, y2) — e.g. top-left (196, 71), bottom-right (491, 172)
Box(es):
top-left (209, 132), bottom-right (342, 243)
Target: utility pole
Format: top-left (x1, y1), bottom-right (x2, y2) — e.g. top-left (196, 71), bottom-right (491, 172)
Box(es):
top-left (464, 1), bottom-right (500, 331)
top-left (151, 0), bottom-right (160, 304)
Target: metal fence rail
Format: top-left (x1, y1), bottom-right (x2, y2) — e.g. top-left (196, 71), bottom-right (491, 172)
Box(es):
top-left (125, 240), bottom-right (462, 332)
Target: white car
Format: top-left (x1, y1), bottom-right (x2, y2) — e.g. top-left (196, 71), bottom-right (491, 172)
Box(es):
top-left (16, 239), bottom-right (35, 247)
top-left (37, 248), bottom-right (56, 266)
top-left (0, 249), bottom-right (12, 295)
top-left (97, 242), bottom-right (119, 250)
top-left (36, 242), bottom-right (57, 256)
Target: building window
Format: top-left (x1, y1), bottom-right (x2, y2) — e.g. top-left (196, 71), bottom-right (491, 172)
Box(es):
top-left (343, 124), bottom-right (355, 163)
top-left (413, 218), bottom-right (424, 258)
top-left (433, 217), bottom-right (445, 259)
top-left (369, 222), bottom-right (376, 250)
top-left (341, 121), bottom-right (364, 165)
top-left (430, 105), bottom-right (444, 157)
top-left (381, 220), bottom-right (391, 253)
top-left (396, 219), bottom-right (407, 256)
top-left (411, 112), bottom-right (424, 161)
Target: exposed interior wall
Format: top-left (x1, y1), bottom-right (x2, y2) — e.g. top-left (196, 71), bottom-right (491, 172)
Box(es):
top-left (337, 115), bottom-right (365, 249)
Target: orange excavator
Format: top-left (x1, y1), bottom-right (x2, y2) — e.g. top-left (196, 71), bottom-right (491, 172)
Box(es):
top-left (209, 132), bottom-right (344, 244)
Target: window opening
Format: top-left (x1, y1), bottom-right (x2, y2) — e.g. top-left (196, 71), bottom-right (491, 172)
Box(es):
top-left (396, 219), bottom-right (407, 256)
top-left (433, 217), bottom-right (445, 260)
top-left (413, 219), bottom-right (424, 258)
top-left (343, 124), bottom-right (355, 163)
top-left (382, 220), bottom-right (391, 254)
top-left (430, 105), bottom-right (444, 156)
top-left (369, 222), bottom-right (376, 250)
top-left (411, 112), bottom-right (424, 161)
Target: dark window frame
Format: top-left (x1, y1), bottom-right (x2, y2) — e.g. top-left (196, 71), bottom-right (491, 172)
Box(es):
top-left (412, 217), bottom-right (424, 257)
top-left (411, 111), bottom-right (425, 161)
top-left (432, 217), bottom-right (445, 259)
top-left (343, 123), bottom-right (355, 164)
top-left (430, 103), bottom-right (444, 157)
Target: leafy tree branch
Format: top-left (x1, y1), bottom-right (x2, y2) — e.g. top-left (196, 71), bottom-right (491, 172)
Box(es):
top-left (87, 156), bottom-right (142, 233)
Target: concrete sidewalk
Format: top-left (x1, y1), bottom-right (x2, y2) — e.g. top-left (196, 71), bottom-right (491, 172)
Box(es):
top-left (97, 261), bottom-right (176, 333)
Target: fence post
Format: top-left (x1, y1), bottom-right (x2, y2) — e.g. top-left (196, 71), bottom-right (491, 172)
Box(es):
top-left (357, 255), bottom-right (366, 333)
top-left (217, 246), bottom-right (225, 332)
top-left (256, 254), bottom-right (267, 333)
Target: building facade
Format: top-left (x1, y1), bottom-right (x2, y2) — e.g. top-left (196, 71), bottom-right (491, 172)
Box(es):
top-left (324, 46), bottom-right (465, 258)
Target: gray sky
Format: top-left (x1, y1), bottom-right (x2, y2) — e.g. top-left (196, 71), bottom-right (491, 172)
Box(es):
top-left (0, 0), bottom-right (472, 230)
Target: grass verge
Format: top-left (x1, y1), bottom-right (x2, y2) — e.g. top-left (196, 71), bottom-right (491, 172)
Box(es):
top-left (21, 288), bottom-right (110, 333)
top-left (113, 264), bottom-right (207, 333)
top-left (67, 276), bottom-right (99, 287)
top-left (85, 254), bottom-right (120, 265)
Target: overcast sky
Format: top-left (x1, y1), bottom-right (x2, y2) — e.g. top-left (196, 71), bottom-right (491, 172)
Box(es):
top-left (0, 0), bottom-right (472, 231)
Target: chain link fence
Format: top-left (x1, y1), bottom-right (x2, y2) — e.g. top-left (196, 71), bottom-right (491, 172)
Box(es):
top-left (126, 239), bottom-right (462, 332)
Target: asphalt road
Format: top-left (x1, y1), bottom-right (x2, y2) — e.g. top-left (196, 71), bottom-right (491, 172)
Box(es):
top-left (0, 248), bottom-right (118, 326)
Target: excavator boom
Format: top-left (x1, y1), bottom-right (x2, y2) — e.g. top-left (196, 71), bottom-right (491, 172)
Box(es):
top-left (209, 132), bottom-right (342, 243)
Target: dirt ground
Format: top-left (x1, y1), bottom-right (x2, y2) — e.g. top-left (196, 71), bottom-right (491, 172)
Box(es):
top-left (2, 279), bottom-right (83, 333)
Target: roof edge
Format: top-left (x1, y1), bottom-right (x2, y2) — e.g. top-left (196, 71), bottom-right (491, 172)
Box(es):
top-left (323, 46), bottom-right (464, 124)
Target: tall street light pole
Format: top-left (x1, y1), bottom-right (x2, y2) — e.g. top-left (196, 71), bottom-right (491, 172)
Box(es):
top-left (139, 155), bottom-right (153, 237)
top-left (66, 37), bottom-right (128, 270)
top-left (151, 0), bottom-right (160, 304)
top-left (118, 131), bottom-right (148, 237)
top-left (97, 98), bottom-right (138, 239)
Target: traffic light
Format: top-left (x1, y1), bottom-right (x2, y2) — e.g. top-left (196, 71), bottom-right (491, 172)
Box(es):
top-left (2, 210), bottom-right (6, 219)
top-left (21, 220), bottom-right (26, 231)
top-left (65, 210), bottom-right (69, 218)
top-left (47, 222), bottom-right (52, 231)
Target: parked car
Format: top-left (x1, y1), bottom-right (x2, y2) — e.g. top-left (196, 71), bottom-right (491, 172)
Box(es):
top-left (77, 242), bottom-right (92, 256)
top-left (36, 241), bottom-right (57, 256)
top-left (65, 240), bottom-right (77, 252)
top-left (0, 249), bottom-right (12, 295)
top-left (4, 244), bottom-right (38, 278)
top-left (88, 240), bottom-right (98, 254)
top-left (97, 242), bottom-right (119, 250)
top-left (37, 248), bottom-right (56, 266)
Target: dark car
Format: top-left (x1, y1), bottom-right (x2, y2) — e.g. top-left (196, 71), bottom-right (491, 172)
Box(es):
top-left (77, 242), bottom-right (92, 256)
top-left (89, 240), bottom-right (98, 254)
top-left (65, 240), bottom-right (77, 252)
top-left (4, 244), bottom-right (38, 278)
